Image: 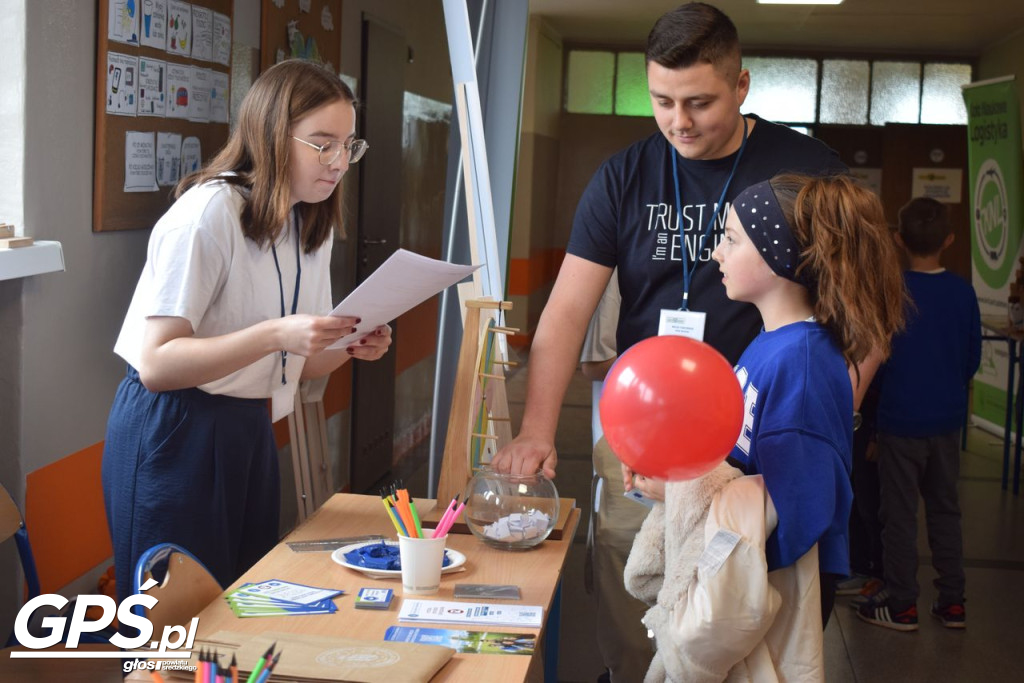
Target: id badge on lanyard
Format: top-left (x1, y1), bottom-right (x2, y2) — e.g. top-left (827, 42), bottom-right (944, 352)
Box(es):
top-left (660, 117), bottom-right (747, 343)
top-left (658, 308), bottom-right (707, 340)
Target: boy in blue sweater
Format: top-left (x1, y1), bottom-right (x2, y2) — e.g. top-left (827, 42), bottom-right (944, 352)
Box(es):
top-left (858, 197), bottom-right (981, 632)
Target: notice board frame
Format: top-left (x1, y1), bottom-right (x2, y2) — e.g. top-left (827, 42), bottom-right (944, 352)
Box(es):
top-left (93, 0), bottom-right (234, 232)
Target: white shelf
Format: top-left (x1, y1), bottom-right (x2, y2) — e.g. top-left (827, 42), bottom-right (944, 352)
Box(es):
top-left (0, 241), bottom-right (65, 282)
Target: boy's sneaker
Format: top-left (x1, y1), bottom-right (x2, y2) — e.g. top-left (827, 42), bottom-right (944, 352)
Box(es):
top-left (835, 573), bottom-right (872, 595)
top-left (849, 578), bottom-right (885, 608)
top-left (930, 602), bottom-right (966, 629)
top-left (857, 597), bottom-right (919, 631)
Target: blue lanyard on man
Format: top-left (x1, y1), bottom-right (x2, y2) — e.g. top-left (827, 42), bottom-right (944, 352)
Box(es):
top-left (671, 115), bottom-right (748, 311)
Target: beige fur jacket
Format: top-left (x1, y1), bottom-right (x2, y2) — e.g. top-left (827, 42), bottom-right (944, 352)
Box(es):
top-left (624, 462), bottom-right (824, 683)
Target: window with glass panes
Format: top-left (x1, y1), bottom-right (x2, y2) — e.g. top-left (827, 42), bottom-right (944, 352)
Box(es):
top-left (564, 50), bottom-right (972, 127)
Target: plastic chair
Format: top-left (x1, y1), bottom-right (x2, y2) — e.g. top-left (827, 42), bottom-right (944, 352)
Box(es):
top-left (0, 484), bottom-right (41, 599)
top-left (1, 484), bottom-right (42, 647)
top-left (1, 483), bottom-right (120, 649)
top-left (132, 543), bottom-right (222, 636)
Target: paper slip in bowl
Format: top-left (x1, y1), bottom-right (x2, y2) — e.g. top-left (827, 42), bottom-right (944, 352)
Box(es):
top-left (331, 540), bottom-right (466, 579)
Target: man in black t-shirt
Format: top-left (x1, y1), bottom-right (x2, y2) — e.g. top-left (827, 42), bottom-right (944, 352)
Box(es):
top-left (492, 4), bottom-right (846, 680)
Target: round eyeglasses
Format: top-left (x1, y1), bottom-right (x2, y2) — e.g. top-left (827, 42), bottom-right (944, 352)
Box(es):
top-left (291, 136), bottom-right (369, 165)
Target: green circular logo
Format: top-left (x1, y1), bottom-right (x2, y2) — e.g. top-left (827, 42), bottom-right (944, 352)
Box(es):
top-left (973, 158), bottom-right (1012, 288)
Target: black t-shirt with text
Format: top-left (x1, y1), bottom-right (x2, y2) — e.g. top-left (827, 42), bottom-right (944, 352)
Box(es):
top-left (568, 114), bottom-right (848, 365)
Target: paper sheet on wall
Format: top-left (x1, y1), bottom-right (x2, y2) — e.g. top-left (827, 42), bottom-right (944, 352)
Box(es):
top-left (190, 5), bottom-right (214, 62)
top-left (156, 132), bottom-right (182, 186)
top-left (105, 52), bottom-right (139, 116)
top-left (108, 0), bottom-right (140, 45)
top-left (124, 131), bottom-right (158, 192)
top-left (326, 249), bottom-right (480, 349)
top-left (138, 57), bottom-right (166, 117)
top-left (140, 0), bottom-right (168, 49)
top-left (167, 0), bottom-right (192, 56)
top-left (189, 67), bottom-right (212, 122)
top-left (180, 136), bottom-right (202, 177)
top-left (213, 12), bottom-right (232, 65)
top-left (165, 62), bottom-right (191, 119)
top-left (210, 71), bottom-right (230, 124)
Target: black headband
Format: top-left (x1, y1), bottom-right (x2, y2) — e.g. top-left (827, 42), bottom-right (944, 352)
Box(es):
top-left (734, 180), bottom-right (807, 285)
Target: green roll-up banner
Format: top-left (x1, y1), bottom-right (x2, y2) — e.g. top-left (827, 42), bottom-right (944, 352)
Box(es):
top-left (963, 76), bottom-right (1023, 429)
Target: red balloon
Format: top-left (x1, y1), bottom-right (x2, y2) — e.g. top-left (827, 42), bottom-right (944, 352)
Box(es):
top-left (599, 336), bottom-right (743, 481)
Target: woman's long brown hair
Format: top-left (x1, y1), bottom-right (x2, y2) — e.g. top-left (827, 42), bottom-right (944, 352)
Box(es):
top-left (771, 173), bottom-right (906, 369)
top-left (176, 60), bottom-right (355, 254)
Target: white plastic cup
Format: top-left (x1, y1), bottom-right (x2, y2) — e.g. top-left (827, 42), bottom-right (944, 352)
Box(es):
top-left (398, 534), bottom-right (448, 595)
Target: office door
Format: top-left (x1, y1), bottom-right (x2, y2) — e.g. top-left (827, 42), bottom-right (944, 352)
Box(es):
top-left (351, 16), bottom-right (405, 493)
top-left (880, 124), bottom-right (970, 281)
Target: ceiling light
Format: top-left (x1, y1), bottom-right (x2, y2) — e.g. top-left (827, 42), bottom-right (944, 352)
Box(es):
top-left (757, 0), bottom-right (844, 5)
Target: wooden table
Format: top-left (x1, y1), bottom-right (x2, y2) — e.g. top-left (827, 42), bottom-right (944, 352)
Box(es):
top-left (1, 644), bottom-right (124, 682)
top-left (173, 493), bottom-right (579, 682)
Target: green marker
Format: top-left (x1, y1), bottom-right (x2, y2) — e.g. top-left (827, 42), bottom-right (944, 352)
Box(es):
top-left (408, 497), bottom-right (424, 538)
top-left (239, 643), bottom-right (272, 683)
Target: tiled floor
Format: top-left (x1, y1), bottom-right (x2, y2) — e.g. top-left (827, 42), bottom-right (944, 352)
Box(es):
top-left (498, 347), bottom-right (1024, 682)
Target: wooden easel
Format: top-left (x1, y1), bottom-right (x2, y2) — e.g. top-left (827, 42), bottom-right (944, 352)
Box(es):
top-left (433, 297), bottom-right (517, 507)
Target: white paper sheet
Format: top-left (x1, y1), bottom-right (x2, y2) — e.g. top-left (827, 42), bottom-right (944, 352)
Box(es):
top-left (398, 599), bottom-right (543, 628)
top-left (327, 249), bottom-right (480, 350)
top-left (124, 131), bottom-right (158, 192)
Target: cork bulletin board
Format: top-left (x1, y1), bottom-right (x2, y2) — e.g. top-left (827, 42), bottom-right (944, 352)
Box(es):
top-left (93, 0), bottom-right (234, 232)
top-left (260, 0), bottom-right (342, 73)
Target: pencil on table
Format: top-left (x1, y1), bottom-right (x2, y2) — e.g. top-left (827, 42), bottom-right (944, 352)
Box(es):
top-left (407, 496), bottom-right (425, 538)
top-left (380, 492), bottom-right (406, 536)
top-left (432, 495), bottom-right (459, 538)
top-left (255, 652), bottom-right (281, 683)
top-left (437, 500), bottom-right (465, 537)
top-left (244, 643), bottom-right (275, 683)
top-left (396, 488), bottom-right (422, 538)
top-left (392, 489), bottom-right (418, 538)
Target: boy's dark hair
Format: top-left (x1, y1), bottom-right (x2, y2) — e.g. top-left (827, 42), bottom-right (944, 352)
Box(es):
top-left (898, 197), bottom-right (951, 256)
top-left (645, 2), bottom-right (741, 77)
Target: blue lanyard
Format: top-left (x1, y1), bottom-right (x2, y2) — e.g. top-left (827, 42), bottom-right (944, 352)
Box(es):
top-left (671, 116), bottom-right (748, 310)
top-left (271, 211), bottom-right (302, 385)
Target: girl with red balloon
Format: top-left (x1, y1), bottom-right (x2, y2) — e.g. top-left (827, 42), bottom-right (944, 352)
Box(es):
top-left (607, 174), bottom-right (905, 682)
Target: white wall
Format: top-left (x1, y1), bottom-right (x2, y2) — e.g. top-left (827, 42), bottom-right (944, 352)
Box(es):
top-left (21, 0), bottom-right (148, 474)
top-left (0, 0), bottom-right (265, 636)
top-left (977, 27), bottom-right (1024, 124)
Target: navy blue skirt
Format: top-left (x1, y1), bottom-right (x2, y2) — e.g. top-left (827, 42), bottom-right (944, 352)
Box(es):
top-left (102, 367), bottom-right (280, 604)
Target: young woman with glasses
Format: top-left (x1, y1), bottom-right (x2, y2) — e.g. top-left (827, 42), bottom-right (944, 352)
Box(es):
top-left (102, 59), bottom-right (391, 605)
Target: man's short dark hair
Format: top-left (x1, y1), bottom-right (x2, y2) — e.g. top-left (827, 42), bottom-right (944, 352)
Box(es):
top-left (645, 2), bottom-right (741, 75)
top-left (898, 197), bottom-right (951, 256)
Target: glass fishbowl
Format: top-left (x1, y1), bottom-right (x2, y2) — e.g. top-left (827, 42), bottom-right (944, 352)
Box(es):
top-left (463, 467), bottom-right (559, 551)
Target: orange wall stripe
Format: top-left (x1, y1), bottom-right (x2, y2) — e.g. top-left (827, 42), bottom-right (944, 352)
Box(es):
top-left (395, 298), bottom-right (439, 374)
top-left (508, 248), bottom-right (565, 296)
top-left (25, 443), bottom-right (113, 594)
top-left (324, 362), bottom-right (353, 418)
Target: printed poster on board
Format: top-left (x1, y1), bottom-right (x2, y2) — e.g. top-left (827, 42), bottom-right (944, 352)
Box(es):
top-left (105, 52), bottom-right (139, 116)
top-left (138, 57), bottom-right (166, 117)
top-left (962, 76), bottom-right (1024, 431)
top-left (140, 0), bottom-right (168, 49)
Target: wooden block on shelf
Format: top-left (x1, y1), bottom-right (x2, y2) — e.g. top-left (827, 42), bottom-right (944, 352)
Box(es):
top-left (0, 224), bottom-right (14, 239)
top-left (0, 236), bottom-right (33, 249)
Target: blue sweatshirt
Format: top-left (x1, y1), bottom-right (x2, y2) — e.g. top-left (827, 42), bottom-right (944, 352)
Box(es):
top-left (876, 270), bottom-right (982, 437)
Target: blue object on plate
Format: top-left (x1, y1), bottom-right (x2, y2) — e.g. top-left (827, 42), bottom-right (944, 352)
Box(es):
top-left (344, 541), bottom-right (451, 570)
